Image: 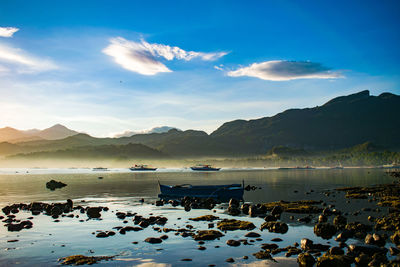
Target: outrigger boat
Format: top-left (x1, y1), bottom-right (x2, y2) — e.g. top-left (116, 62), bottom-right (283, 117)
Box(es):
top-left (129, 164), bottom-right (157, 171)
top-left (190, 164), bottom-right (220, 171)
top-left (158, 181), bottom-right (244, 201)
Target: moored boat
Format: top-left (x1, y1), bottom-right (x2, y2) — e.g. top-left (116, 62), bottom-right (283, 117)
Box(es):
top-left (158, 182), bottom-right (244, 201)
top-left (129, 164), bottom-right (157, 171)
top-left (190, 164), bottom-right (220, 171)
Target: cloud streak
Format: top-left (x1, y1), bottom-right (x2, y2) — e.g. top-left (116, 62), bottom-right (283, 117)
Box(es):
top-left (103, 37), bottom-right (227, 75)
top-left (0, 27), bottom-right (19, 38)
top-left (227, 60), bottom-right (342, 81)
top-left (0, 43), bottom-right (58, 73)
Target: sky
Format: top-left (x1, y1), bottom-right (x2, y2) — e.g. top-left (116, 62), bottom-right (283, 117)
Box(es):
top-left (0, 0), bottom-right (399, 137)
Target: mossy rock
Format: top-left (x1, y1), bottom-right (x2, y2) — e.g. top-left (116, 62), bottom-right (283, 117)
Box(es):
top-left (217, 219), bottom-right (255, 231)
top-left (262, 200), bottom-right (322, 214)
top-left (260, 221), bottom-right (288, 234)
top-left (375, 212), bottom-right (400, 231)
top-left (316, 254), bottom-right (351, 267)
top-left (193, 230), bottom-right (224, 240)
top-left (59, 255), bottom-right (114, 265)
top-left (189, 215), bottom-right (220, 221)
top-left (297, 253), bottom-right (316, 267)
top-left (391, 230), bottom-right (400, 246)
top-left (314, 223), bottom-right (337, 239)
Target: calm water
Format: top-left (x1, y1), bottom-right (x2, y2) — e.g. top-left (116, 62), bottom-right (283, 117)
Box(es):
top-left (0, 168), bottom-right (395, 266)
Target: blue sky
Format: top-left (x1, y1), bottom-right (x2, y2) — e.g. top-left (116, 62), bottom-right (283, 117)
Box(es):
top-left (0, 0), bottom-right (399, 136)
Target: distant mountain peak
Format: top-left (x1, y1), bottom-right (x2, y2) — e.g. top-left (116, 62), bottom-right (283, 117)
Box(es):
top-left (114, 126), bottom-right (180, 138)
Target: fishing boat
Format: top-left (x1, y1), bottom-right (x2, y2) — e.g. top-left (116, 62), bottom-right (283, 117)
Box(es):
top-left (158, 182), bottom-right (244, 201)
top-left (129, 164), bottom-right (157, 171)
top-left (190, 164), bottom-right (220, 171)
top-left (92, 167), bottom-right (108, 171)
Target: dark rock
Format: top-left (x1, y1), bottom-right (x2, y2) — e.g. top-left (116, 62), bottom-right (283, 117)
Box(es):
top-left (144, 237), bottom-right (162, 244)
top-left (297, 252), bottom-right (315, 267)
top-left (193, 230), bottom-right (224, 241)
top-left (329, 246), bottom-right (344, 255)
top-left (390, 246), bottom-right (400, 255)
top-left (301, 238), bottom-right (314, 251)
top-left (391, 230), bottom-right (400, 246)
top-left (260, 221), bottom-right (288, 234)
top-left (333, 215), bottom-right (347, 229)
top-left (96, 232), bottom-right (109, 238)
top-left (181, 259), bottom-right (192, 261)
top-left (244, 232), bottom-right (261, 238)
top-left (225, 258), bottom-right (235, 263)
top-left (253, 251), bottom-right (274, 260)
top-left (316, 254), bottom-right (351, 267)
top-left (226, 240), bottom-right (241, 246)
top-left (86, 207), bottom-right (102, 219)
top-left (348, 244), bottom-right (388, 256)
top-left (318, 215), bottom-right (327, 223)
top-left (261, 243), bottom-right (279, 250)
top-left (271, 238), bottom-right (283, 242)
top-left (160, 235), bottom-right (168, 240)
top-left (198, 246), bottom-right (206, 250)
top-left (271, 205), bottom-right (283, 216)
top-left (314, 223), bottom-right (337, 239)
top-left (264, 215), bottom-right (277, 222)
top-left (46, 180), bottom-right (67, 190)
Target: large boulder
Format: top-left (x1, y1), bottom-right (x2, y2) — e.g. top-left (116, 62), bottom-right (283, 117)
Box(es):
top-left (260, 221), bottom-right (288, 234)
top-left (314, 223), bottom-right (337, 239)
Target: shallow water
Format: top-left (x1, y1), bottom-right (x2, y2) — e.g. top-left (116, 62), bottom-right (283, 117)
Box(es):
top-left (0, 168), bottom-right (396, 266)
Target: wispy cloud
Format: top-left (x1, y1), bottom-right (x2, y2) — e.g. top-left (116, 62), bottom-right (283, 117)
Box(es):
top-left (103, 37), bottom-right (227, 75)
top-left (0, 43), bottom-right (58, 73)
top-left (227, 60), bottom-right (342, 81)
top-left (0, 27), bottom-right (19, 38)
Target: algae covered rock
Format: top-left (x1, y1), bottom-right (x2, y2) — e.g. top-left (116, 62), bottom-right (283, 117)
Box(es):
top-left (189, 215), bottom-right (219, 221)
top-left (193, 230), bottom-right (224, 240)
top-left (297, 252), bottom-right (316, 267)
top-left (316, 254), bottom-right (351, 267)
top-left (391, 230), bottom-right (400, 246)
top-left (260, 221), bottom-right (288, 234)
top-left (314, 223), bottom-right (337, 239)
top-left (217, 219), bottom-right (255, 231)
top-left (59, 255), bottom-right (114, 265)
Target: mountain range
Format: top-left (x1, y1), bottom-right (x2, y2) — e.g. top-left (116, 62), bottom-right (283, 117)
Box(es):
top-left (1, 90), bottom-right (399, 159)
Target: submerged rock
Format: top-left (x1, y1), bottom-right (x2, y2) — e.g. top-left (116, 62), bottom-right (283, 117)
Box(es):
top-left (86, 207), bottom-right (102, 219)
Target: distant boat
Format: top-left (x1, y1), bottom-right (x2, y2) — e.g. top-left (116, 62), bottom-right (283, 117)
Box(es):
top-left (158, 182), bottom-right (244, 201)
top-left (92, 167), bottom-right (108, 171)
top-left (279, 166), bottom-right (315, 170)
top-left (129, 164), bottom-right (157, 171)
top-left (296, 166), bottom-right (315, 170)
top-left (190, 164), bottom-right (220, 171)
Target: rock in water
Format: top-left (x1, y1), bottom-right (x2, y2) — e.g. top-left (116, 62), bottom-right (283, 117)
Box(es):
top-left (46, 180), bottom-right (67, 190)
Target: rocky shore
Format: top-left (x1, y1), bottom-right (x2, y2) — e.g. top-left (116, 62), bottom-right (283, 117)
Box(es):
top-left (1, 175), bottom-right (400, 266)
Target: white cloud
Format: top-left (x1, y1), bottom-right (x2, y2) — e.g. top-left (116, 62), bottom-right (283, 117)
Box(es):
top-left (0, 43), bottom-right (58, 73)
top-left (103, 37), bottom-right (227, 75)
top-left (227, 60), bottom-right (342, 81)
top-left (0, 27), bottom-right (19, 38)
